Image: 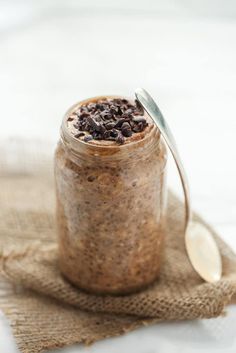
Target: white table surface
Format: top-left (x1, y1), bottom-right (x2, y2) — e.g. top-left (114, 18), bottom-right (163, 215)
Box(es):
top-left (0, 1), bottom-right (236, 352)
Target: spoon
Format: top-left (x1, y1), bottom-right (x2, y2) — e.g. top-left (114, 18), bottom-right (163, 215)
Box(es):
top-left (135, 88), bottom-right (222, 283)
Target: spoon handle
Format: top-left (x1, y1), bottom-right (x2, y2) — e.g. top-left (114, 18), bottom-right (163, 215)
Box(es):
top-left (135, 88), bottom-right (191, 228)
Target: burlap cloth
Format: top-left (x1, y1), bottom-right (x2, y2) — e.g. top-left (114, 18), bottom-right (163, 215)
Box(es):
top-left (0, 165), bottom-right (236, 353)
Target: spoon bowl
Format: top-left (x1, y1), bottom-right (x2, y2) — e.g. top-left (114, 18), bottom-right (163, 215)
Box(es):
top-left (186, 221), bottom-right (222, 282)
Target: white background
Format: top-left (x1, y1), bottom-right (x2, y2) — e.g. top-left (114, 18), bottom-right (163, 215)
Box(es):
top-left (0, 1), bottom-right (236, 352)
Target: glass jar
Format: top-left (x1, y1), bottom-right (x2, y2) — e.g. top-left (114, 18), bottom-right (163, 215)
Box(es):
top-left (54, 96), bottom-right (167, 295)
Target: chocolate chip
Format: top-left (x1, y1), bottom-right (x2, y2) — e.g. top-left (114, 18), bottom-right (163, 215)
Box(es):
top-left (74, 132), bottom-right (85, 138)
top-left (94, 114), bottom-right (102, 122)
top-left (127, 103), bottom-right (135, 109)
top-left (120, 114), bottom-right (130, 121)
top-left (67, 117), bottom-right (74, 122)
top-left (96, 103), bottom-right (103, 110)
top-left (84, 135), bottom-right (93, 142)
top-left (129, 121), bottom-right (134, 128)
top-left (80, 112), bottom-right (90, 119)
top-left (110, 129), bottom-right (118, 138)
top-left (122, 129), bottom-right (132, 137)
top-left (116, 133), bottom-right (125, 144)
top-left (98, 124), bottom-right (106, 134)
top-left (125, 109), bottom-right (133, 115)
top-left (105, 122), bottom-right (116, 130)
top-left (121, 122), bottom-right (131, 130)
top-left (114, 118), bottom-right (126, 128)
top-left (121, 122), bottom-right (132, 137)
top-left (110, 105), bottom-right (119, 114)
top-left (132, 117), bottom-right (146, 123)
top-left (133, 122), bottom-right (147, 132)
top-left (87, 117), bottom-right (101, 132)
top-left (103, 130), bottom-right (111, 139)
top-left (101, 111), bottom-right (112, 120)
top-left (133, 125), bottom-right (141, 133)
top-left (92, 131), bottom-right (102, 140)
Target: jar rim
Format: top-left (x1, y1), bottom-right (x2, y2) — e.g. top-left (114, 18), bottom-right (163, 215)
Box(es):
top-left (60, 95), bottom-right (160, 156)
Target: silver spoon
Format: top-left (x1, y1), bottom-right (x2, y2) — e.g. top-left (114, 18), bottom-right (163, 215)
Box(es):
top-left (135, 88), bottom-right (222, 283)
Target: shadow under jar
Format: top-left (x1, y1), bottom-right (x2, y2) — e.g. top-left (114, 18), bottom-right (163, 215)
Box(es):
top-left (55, 96), bottom-right (168, 295)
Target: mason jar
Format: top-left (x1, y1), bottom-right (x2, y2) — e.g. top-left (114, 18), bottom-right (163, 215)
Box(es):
top-left (54, 96), bottom-right (167, 294)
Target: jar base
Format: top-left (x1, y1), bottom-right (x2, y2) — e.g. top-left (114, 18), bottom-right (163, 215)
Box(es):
top-left (59, 256), bottom-right (163, 296)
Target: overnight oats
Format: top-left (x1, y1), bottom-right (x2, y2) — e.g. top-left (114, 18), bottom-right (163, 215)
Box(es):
top-left (54, 96), bottom-right (167, 294)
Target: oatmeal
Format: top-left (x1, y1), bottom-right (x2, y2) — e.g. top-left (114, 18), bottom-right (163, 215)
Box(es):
top-left (55, 96), bottom-right (167, 294)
